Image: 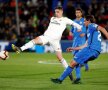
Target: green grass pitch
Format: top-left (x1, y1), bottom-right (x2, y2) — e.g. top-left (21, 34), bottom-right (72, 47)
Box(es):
top-left (0, 52), bottom-right (108, 90)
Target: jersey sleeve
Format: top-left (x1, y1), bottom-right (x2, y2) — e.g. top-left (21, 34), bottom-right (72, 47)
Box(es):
top-left (92, 23), bottom-right (98, 31)
top-left (50, 17), bottom-right (54, 21)
top-left (65, 17), bottom-right (82, 30)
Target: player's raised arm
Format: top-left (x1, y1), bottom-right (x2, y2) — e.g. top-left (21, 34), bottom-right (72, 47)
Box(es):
top-left (97, 26), bottom-right (108, 39)
top-left (65, 17), bottom-right (82, 30)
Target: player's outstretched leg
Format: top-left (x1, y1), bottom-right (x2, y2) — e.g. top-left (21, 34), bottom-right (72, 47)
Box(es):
top-left (51, 60), bottom-right (77, 84)
top-left (56, 51), bottom-right (73, 81)
top-left (51, 66), bottom-right (74, 84)
top-left (12, 38), bottom-right (38, 53)
top-left (12, 44), bottom-right (22, 54)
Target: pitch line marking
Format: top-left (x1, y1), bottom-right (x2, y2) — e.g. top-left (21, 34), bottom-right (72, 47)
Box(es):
top-left (38, 61), bottom-right (60, 65)
top-left (38, 60), bottom-right (105, 66)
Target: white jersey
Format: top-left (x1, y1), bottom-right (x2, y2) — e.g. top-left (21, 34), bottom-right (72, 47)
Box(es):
top-left (44, 17), bottom-right (82, 40)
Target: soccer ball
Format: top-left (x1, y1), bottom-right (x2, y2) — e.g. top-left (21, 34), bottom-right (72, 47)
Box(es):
top-left (0, 51), bottom-right (9, 60)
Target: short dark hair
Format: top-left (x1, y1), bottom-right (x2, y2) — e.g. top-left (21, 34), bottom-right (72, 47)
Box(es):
top-left (55, 6), bottom-right (63, 10)
top-left (75, 8), bottom-right (83, 13)
top-left (85, 15), bottom-right (96, 23)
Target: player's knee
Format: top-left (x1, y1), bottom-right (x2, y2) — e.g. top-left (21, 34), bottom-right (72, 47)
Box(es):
top-left (56, 56), bottom-right (62, 61)
top-left (70, 60), bottom-right (77, 68)
top-left (33, 37), bottom-right (38, 44)
top-left (56, 54), bottom-right (62, 61)
top-left (56, 51), bottom-right (63, 61)
top-left (33, 37), bottom-right (43, 45)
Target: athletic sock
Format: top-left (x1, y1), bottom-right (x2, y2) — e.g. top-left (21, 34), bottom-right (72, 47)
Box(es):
top-left (60, 58), bottom-right (68, 68)
top-left (84, 63), bottom-right (89, 70)
top-left (59, 66), bottom-right (73, 81)
top-left (20, 40), bottom-right (35, 51)
top-left (75, 65), bottom-right (81, 79)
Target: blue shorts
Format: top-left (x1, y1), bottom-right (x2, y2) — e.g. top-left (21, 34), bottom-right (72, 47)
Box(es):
top-left (73, 47), bottom-right (100, 64)
top-left (72, 50), bottom-right (79, 56)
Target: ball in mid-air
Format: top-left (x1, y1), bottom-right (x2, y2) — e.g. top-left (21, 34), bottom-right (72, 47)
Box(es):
top-left (0, 51), bottom-right (9, 60)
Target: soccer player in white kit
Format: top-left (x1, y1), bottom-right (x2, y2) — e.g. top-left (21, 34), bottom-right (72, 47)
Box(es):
top-left (12, 6), bottom-right (81, 80)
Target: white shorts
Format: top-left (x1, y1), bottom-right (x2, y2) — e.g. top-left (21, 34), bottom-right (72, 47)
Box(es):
top-left (39, 35), bottom-right (62, 52)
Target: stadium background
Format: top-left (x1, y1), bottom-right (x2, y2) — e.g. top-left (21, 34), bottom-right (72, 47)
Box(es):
top-left (0, 0), bottom-right (108, 53)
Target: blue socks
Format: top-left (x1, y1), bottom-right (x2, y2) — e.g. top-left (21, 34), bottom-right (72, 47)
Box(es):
top-left (75, 65), bottom-right (81, 79)
top-left (84, 63), bottom-right (89, 71)
top-left (75, 63), bottom-right (89, 79)
top-left (59, 66), bottom-right (73, 81)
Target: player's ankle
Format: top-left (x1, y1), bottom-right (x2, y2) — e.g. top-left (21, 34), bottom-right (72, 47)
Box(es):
top-left (19, 47), bottom-right (22, 52)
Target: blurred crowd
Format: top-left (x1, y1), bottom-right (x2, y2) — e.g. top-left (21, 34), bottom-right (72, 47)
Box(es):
top-left (0, 0), bottom-right (108, 45)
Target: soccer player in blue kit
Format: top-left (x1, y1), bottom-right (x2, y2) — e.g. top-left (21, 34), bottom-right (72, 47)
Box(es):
top-left (51, 15), bottom-right (108, 84)
top-left (68, 8), bottom-right (89, 83)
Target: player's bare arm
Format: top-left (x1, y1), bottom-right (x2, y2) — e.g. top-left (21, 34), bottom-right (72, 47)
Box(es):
top-left (97, 26), bottom-right (108, 39)
top-left (66, 43), bottom-right (87, 52)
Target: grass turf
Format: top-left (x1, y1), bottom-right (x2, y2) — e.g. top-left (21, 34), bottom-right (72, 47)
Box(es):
top-left (0, 52), bottom-right (108, 90)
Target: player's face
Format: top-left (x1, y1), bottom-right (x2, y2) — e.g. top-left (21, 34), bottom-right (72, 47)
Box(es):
top-left (55, 9), bottom-right (63, 18)
top-left (84, 19), bottom-right (90, 26)
top-left (75, 10), bottom-right (82, 18)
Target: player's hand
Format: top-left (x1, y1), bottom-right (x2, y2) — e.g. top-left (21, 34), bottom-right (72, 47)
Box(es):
top-left (77, 29), bottom-right (81, 32)
top-left (66, 47), bottom-right (73, 52)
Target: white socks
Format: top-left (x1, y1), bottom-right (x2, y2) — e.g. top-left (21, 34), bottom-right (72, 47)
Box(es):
top-left (60, 58), bottom-right (68, 68)
top-left (20, 40), bottom-right (35, 51)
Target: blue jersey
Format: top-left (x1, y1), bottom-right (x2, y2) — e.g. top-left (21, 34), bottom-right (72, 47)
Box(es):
top-left (87, 23), bottom-right (101, 52)
top-left (71, 18), bottom-right (86, 55)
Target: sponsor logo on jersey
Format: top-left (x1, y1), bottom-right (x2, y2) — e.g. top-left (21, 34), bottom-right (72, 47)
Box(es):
top-left (51, 21), bottom-right (60, 25)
